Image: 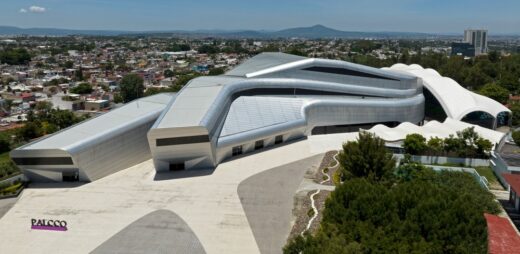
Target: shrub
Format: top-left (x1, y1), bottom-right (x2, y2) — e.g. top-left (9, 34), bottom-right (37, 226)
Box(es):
top-left (284, 169), bottom-right (499, 253)
top-left (338, 131), bottom-right (395, 181)
top-left (403, 133), bottom-right (427, 155)
top-left (512, 131), bottom-right (520, 146)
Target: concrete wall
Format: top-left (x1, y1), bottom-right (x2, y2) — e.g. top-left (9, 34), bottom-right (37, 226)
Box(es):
top-left (394, 154), bottom-right (490, 167)
top-left (216, 127), bottom-right (305, 164)
top-left (73, 120), bottom-right (156, 181)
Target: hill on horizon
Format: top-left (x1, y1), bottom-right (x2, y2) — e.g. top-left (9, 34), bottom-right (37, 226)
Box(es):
top-left (0, 24), bottom-right (444, 39)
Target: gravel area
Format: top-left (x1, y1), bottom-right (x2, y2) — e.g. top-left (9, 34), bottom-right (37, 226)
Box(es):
top-left (314, 150), bottom-right (339, 186)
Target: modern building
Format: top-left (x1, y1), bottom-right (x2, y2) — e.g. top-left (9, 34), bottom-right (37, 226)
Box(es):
top-left (451, 42), bottom-right (475, 57)
top-left (10, 53), bottom-right (511, 182)
top-left (148, 53), bottom-right (510, 172)
top-left (464, 29), bottom-right (488, 56)
top-left (10, 93), bottom-right (174, 182)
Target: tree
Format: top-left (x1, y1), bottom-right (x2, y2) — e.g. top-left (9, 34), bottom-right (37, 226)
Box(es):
top-left (510, 104), bottom-right (520, 126)
top-left (513, 131), bottom-right (520, 146)
top-left (119, 74), bottom-right (144, 103)
top-left (427, 137), bottom-right (444, 155)
top-left (75, 68), bottom-right (84, 81)
top-left (61, 60), bottom-right (74, 69)
top-left (69, 83), bottom-right (93, 94)
top-left (479, 83), bottom-right (509, 104)
top-left (475, 137), bottom-right (493, 156)
top-left (0, 48), bottom-right (31, 65)
top-left (0, 136), bottom-right (10, 153)
top-left (403, 133), bottom-right (427, 155)
top-left (337, 131), bottom-right (395, 181)
top-left (208, 68), bottom-right (225, 76)
top-left (443, 134), bottom-right (462, 154)
top-left (198, 45), bottom-right (219, 54)
top-left (163, 69), bottom-right (175, 78)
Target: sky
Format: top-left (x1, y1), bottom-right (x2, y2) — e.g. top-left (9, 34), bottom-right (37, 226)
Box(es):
top-left (0, 0), bottom-right (519, 34)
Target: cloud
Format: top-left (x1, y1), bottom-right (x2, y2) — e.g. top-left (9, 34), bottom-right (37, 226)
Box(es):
top-left (28, 6), bottom-right (46, 13)
top-left (19, 8), bottom-right (27, 13)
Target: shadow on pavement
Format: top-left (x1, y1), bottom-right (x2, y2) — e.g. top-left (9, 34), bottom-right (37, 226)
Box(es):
top-left (153, 168), bottom-right (215, 181)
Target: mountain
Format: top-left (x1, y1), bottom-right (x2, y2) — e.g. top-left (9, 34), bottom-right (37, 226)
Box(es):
top-left (271, 24), bottom-right (355, 38)
top-left (0, 25), bottom-right (435, 39)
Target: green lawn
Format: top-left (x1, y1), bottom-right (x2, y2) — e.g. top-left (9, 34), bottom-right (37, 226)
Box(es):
top-left (475, 166), bottom-right (503, 189)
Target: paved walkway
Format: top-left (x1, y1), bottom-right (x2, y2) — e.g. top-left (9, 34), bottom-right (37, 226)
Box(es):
top-left (0, 136), bottom-right (353, 254)
top-left (0, 134), bottom-right (359, 254)
top-left (0, 197), bottom-right (18, 218)
top-left (91, 209), bottom-right (206, 254)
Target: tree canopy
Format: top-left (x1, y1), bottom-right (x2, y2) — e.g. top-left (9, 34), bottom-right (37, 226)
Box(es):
top-left (403, 133), bottom-right (428, 155)
top-left (478, 83), bottom-right (510, 104)
top-left (337, 131), bottom-right (395, 181)
top-left (69, 83), bottom-right (93, 94)
top-left (0, 48), bottom-right (31, 65)
top-left (119, 74), bottom-right (144, 103)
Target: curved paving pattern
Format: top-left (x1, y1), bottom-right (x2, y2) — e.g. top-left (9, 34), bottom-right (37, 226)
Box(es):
top-left (91, 209), bottom-right (205, 254)
top-left (238, 154), bottom-right (323, 254)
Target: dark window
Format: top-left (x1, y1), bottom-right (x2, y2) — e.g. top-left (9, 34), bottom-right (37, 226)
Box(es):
top-left (423, 87), bottom-right (447, 122)
top-left (302, 66), bottom-right (398, 81)
top-left (461, 111), bottom-right (495, 129)
top-left (62, 171), bottom-right (79, 182)
top-left (275, 135), bottom-right (283, 145)
top-left (169, 163), bottom-right (185, 171)
top-left (254, 140), bottom-right (264, 150)
top-left (156, 135), bottom-right (210, 147)
top-left (232, 146), bottom-right (243, 156)
top-left (12, 157), bottom-right (74, 165)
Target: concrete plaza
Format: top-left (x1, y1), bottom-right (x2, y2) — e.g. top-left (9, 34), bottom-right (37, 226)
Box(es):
top-left (0, 134), bottom-right (353, 254)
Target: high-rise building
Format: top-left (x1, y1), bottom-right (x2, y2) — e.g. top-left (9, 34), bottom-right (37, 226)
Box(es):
top-left (464, 29), bottom-right (488, 56)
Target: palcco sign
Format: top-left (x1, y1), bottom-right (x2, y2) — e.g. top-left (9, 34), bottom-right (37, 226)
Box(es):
top-left (31, 218), bottom-right (68, 231)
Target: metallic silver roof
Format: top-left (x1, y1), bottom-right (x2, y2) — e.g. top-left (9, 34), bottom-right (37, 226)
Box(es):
top-left (225, 52), bottom-right (306, 77)
top-left (220, 96), bottom-right (305, 137)
top-left (19, 93), bottom-right (174, 151)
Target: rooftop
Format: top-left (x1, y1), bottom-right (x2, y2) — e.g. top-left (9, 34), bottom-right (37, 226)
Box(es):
top-left (484, 213), bottom-right (520, 254)
top-left (18, 93), bottom-right (174, 151)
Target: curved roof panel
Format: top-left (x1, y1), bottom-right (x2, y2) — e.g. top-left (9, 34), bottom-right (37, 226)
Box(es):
top-left (387, 64), bottom-right (510, 120)
top-left (363, 118), bottom-right (505, 144)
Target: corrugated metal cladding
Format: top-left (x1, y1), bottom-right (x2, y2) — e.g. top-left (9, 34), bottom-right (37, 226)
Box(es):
top-left (10, 93), bottom-right (175, 182)
top-left (220, 96), bottom-right (305, 137)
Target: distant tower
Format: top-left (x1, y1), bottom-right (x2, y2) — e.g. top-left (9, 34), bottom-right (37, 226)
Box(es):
top-left (464, 29), bottom-right (488, 56)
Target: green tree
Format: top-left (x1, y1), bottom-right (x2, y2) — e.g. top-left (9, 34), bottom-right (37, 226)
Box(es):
top-left (510, 104), bottom-right (520, 126)
top-left (0, 48), bottom-right (31, 65)
top-left (475, 137), bottom-right (493, 156)
top-left (427, 137), bottom-right (444, 155)
top-left (443, 134), bottom-right (462, 154)
top-left (513, 131), bottom-right (520, 146)
top-left (119, 74), bottom-right (144, 103)
top-left (0, 136), bottom-right (10, 153)
top-left (163, 69), bottom-right (175, 78)
top-left (337, 131), bottom-right (395, 181)
top-left (69, 83), bottom-right (93, 94)
top-left (479, 83), bottom-right (509, 104)
top-left (403, 133), bottom-right (428, 155)
top-left (208, 68), bottom-right (225, 76)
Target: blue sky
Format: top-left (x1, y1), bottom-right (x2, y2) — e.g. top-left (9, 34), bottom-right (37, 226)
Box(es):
top-left (0, 0), bottom-right (519, 34)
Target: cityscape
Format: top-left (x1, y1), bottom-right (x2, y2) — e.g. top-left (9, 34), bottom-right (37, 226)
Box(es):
top-left (1, 1), bottom-right (520, 253)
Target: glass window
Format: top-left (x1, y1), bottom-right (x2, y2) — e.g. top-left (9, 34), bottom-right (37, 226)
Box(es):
top-left (254, 140), bottom-right (264, 150)
top-left (232, 146), bottom-right (243, 156)
top-left (275, 135), bottom-right (283, 145)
